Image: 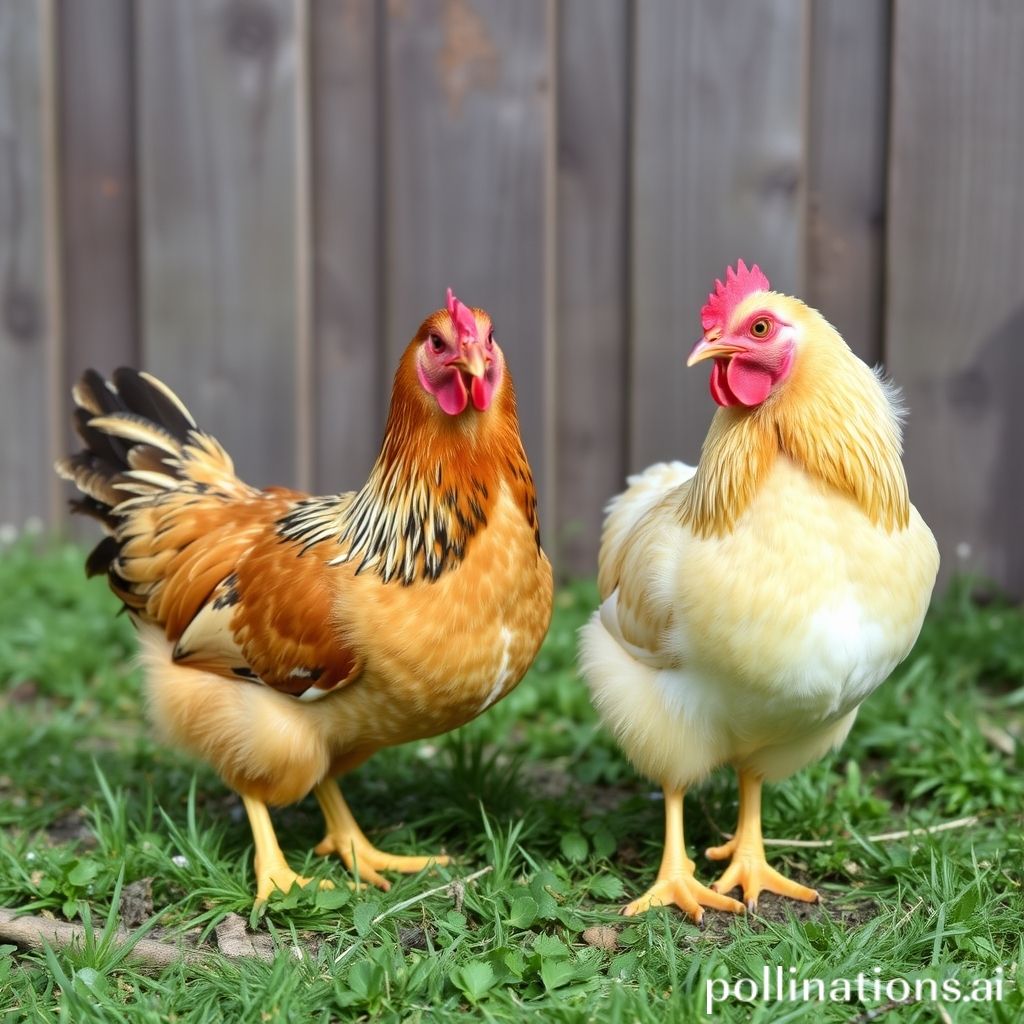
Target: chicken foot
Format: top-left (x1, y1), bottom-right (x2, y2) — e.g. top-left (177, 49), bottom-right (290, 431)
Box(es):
top-left (243, 795), bottom-right (334, 903)
top-left (706, 769), bottom-right (819, 912)
top-left (623, 787), bottom-right (744, 924)
top-left (313, 780), bottom-right (450, 891)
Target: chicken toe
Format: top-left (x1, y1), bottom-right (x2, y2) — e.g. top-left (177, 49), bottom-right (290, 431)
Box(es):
top-left (314, 780), bottom-right (449, 891)
top-left (709, 853), bottom-right (818, 913)
top-left (624, 871), bottom-right (743, 923)
top-left (254, 862), bottom-right (333, 904)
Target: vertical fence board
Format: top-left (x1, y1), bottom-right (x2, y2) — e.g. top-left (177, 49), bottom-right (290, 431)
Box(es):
top-left (383, 0), bottom-right (554, 534)
top-left (309, 0), bottom-right (382, 494)
top-left (0, 1), bottom-right (55, 529)
top-left (630, 0), bottom-right (805, 471)
top-left (555, 0), bottom-right (629, 576)
top-left (887, 0), bottom-right (1024, 590)
top-left (137, 0), bottom-right (300, 488)
top-left (804, 0), bottom-right (889, 365)
top-left (57, 0), bottom-right (138, 390)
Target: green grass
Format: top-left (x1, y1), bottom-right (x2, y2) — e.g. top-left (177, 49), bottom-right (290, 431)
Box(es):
top-left (0, 536), bottom-right (1023, 1022)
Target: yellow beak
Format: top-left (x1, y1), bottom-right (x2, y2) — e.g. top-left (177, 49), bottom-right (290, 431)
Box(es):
top-left (686, 337), bottom-right (743, 367)
top-left (450, 345), bottom-right (487, 379)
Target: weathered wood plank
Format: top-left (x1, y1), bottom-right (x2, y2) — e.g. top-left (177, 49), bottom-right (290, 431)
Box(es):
top-left (555, 0), bottom-right (629, 576)
top-left (630, 0), bottom-right (805, 470)
top-left (383, 0), bottom-right (554, 536)
top-left (887, 0), bottom-right (1024, 592)
top-left (136, 0), bottom-right (301, 488)
top-left (57, 0), bottom-right (139, 389)
top-left (0, 0), bottom-right (59, 529)
top-left (804, 0), bottom-right (889, 365)
top-left (309, 0), bottom-right (383, 494)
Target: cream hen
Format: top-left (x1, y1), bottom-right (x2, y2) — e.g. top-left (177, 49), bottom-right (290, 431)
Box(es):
top-left (579, 261), bottom-right (939, 921)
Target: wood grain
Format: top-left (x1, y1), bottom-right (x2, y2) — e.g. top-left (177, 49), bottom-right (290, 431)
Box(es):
top-left (804, 0), bottom-right (889, 365)
top-left (136, 0), bottom-right (300, 489)
top-left (0, 0), bottom-right (58, 528)
top-left (309, 0), bottom-right (384, 495)
top-left (629, 0), bottom-right (806, 471)
top-left (383, 0), bottom-right (554, 537)
top-left (555, 0), bottom-right (629, 576)
top-left (887, 0), bottom-right (1024, 591)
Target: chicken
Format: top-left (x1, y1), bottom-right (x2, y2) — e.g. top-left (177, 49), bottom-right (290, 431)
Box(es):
top-left (579, 262), bottom-right (938, 922)
top-left (57, 289), bottom-right (553, 902)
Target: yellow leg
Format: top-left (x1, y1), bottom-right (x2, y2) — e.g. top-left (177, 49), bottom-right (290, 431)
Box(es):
top-left (706, 769), bottom-right (819, 912)
top-left (242, 795), bottom-right (333, 903)
top-left (313, 780), bottom-right (450, 891)
top-left (623, 786), bottom-right (744, 924)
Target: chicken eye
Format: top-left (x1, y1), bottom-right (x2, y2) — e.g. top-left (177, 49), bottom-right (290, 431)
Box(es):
top-left (750, 317), bottom-right (772, 339)
top-left (486, 329), bottom-right (495, 349)
top-left (428, 333), bottom-right (445, 354)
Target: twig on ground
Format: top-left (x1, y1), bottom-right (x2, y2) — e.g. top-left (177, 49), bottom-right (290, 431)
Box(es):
top-left (717, 815), bottom-right (981, 849)
top-left (372, 865), bottom-right (492, 926)
top-left (1, 865), bottom-right (496, 974)
top-left (862, 816), bottom-right (979, 844)
top-left (847, 998), bottom-right (910, 1023)
top-left (894, 897), bottom-right (924, 930)
top-left (0, 908), bottom-right (214, 972)
top-left (334, 866), bottom-right (493, 966)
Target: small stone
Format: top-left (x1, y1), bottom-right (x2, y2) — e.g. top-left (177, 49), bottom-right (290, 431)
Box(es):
top-left (582, 925), bottom-right (619, 951)
top-left (215, 912), bottom-right (276, 961)
top-left (119, 877), bottom-right (154, 928)
top-left (398, 925), bottom-right (430, 950)
top-left (7, 680), bottom-right (39, 704)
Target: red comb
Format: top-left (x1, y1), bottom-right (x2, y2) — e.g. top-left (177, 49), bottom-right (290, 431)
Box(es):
top-left (700, 260), bottom-right (771, 333)
top-left (446, 287), bottom-right (478, 344)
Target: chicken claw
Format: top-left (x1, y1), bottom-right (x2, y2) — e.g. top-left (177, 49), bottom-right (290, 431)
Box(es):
top-left (254, 863), bottom-right (334, 904)
top-left (706, 770), bottom-right (819, 913)
top-left (707, 848), bottom-right (818, 913)
top-left (622, 786), bottom-right (743, 924)
top-left (314, 780), bottom-right (450, 891)
top-left (624, 870), bottom-right (744, 923)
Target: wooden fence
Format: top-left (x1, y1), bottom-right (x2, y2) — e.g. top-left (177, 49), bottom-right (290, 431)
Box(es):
top-left (1, 0), bottom-right (1022, 587)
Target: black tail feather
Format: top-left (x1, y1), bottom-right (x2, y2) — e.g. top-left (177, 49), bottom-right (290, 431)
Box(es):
top-left (59, 367), bottom-right (201, 583)
top-left (111, 368), bottom-right (195, 443)
top-left (72, 407), bottom-right (130, 466)
top-left (84, 535), bottom-right (121, 577)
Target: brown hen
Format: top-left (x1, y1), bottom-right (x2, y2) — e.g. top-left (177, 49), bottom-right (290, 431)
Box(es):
top-left (58, 291), bottom-right (553, 901)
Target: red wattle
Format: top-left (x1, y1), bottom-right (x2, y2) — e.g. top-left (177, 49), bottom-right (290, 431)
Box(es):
top-left (725, 358), bottom-right (774, 406)
top-left (435, 373), bottom-right (468, 415)
top-left (709, 360), bottom-right (738, 406)
top-left (471, 375), bottom-right (493, 411)
top-left (418, 362), bottom-right (468, 415)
